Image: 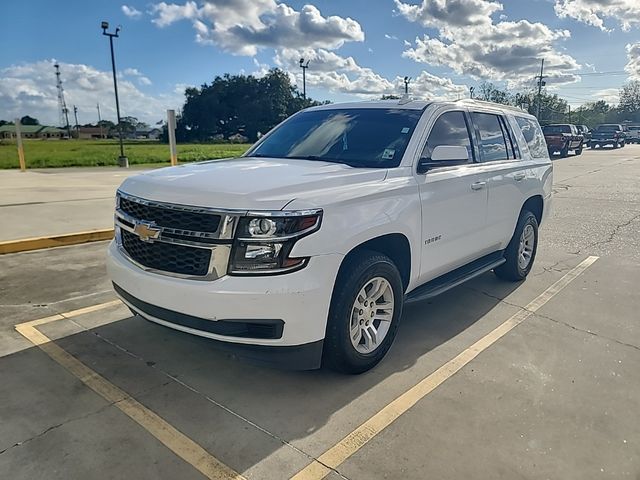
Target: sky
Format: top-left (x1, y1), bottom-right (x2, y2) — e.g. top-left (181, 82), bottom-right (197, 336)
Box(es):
top-left (1, 0), bottom-right (639, 126)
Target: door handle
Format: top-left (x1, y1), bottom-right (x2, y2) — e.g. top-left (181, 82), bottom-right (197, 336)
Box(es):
top-left (514, 172), bottom-right (526, 181)
top-left (471, 181), bottom-right (486, 191)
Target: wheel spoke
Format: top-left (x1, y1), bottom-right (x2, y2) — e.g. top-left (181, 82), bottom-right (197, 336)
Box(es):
top-left (362, 325), bottom-right (377, 350)
top-left (349, 276), bottom-right (395, 354)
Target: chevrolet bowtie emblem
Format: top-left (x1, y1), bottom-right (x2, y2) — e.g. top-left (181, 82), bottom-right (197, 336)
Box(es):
top-left (133, 221), bottom-right (161, 243)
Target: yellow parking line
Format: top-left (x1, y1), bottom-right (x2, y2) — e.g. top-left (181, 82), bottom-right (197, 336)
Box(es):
top-left (15, 302), bottom-right (245, 480)
top-left (0, 228), bottom-right (114, 254)
top-left (291, 255), bottom-right (599, 480)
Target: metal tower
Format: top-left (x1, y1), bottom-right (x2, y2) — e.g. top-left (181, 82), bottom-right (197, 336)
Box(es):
top-left (54, 63), bottom-right (71, 137)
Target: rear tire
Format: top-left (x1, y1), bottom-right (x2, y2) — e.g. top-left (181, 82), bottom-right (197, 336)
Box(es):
top-left (324, 251), bottom-right (404, 374)
top-left (494, 211), bottom-right (539, 282)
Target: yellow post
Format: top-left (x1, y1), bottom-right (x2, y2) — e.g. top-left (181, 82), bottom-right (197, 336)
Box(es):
top-left (14, 118), bottom-right (26, 172)
top-left (167, 109), bottom-right (177, 166)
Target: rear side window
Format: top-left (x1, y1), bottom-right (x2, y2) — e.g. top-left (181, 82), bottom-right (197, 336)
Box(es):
top-left (515, 116), bottom-right (547, 158)
top-left (471, 112), bottom-right (509, 162)
top-left (421, 111), bottom-right (474, 162)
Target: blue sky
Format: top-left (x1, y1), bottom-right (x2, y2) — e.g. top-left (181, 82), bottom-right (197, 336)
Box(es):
top-left (1, 0), bottom-right (639, 125)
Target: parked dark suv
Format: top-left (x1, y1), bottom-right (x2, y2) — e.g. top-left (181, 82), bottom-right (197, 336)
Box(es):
top-left (576, 124), bottom-right (590, 142)
top-left (589, 124), bottom-right (626, 149)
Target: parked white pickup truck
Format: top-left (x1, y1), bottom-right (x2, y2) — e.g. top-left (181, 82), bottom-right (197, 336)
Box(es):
top-left (107, 99), bottom-right (552, 373)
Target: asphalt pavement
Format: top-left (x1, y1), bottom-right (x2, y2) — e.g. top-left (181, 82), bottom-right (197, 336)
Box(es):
top-left (0, 147), bottom-right (639, 479)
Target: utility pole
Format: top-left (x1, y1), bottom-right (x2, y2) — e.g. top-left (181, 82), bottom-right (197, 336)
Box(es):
top-left (102, 21), bottom-right (128, 167)
top-left (73, 105), bottom-right (80, 138)
top-left (97, 103), bottom-right (104, 139)
top-left (299, 58), bottom-right (310, 100)
top-left (568, 104), bottom-right (571, 123)
top-left (535, 58), bottom-right (546, 121)
top-left (403, 76), bottom-right (411, 95)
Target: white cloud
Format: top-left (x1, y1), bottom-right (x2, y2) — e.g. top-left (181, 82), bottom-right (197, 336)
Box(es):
top-left (0, 60), bottom-right (180, 125)
top-left (274, 47), bottom-right (467, 98)
top-left (403, 40), bottom-right (411, 47)
top-left (150, 1), bottom-right (364, 56)
top-left (554, 0), bottom-right (640, 31)
top-left (384, 34), bottom-right (398, 40)
top-left (122, 67), bottom-right (152, 86)
top-left (397, 0), bottom-right (580, 86)
top-left (122, 5), bottom-right (143, 18)
top-left (624, 42), bottom-right (640, 79)
top-left (594, 88), bottom-right (620, 104)
top-left (394, 0), bottom-right (502, 28)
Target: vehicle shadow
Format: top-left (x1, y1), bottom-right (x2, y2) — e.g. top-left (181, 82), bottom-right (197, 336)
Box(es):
top-left (64, 272), bottom-right (521, 471)
top-left (2, 272), bottom-right (521, 477)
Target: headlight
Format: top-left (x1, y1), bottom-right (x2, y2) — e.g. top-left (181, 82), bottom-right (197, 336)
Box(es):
top-left (229, 210), bottom-right (322, 274)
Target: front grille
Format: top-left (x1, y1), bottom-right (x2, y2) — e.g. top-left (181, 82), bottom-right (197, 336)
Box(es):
top-left (119, 196), bottom-right (221, 233)
top-left (121, 230), bottom-right (211, 276)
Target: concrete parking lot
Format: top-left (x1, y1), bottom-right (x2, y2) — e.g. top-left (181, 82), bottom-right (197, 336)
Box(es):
top-left (1, 147), bottom-right (639, 479)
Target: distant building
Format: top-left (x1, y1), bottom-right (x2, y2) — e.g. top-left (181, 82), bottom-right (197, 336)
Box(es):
top-left (38, 126), bottom-right (66, 139)
top-left (134, 127), bottom-right (162, 140)
top-left (228, 133), bottom-right (249, 143)
top-left (0, 125), bottom-right (65, 139)
top-left (76, 127), bottom-right (105, 139)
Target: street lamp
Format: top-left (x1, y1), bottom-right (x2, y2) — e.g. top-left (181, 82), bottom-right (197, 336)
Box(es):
top-left (101, 21), bottom-right (128, 168)
top-left (299, 58), bottom-right (310, 100)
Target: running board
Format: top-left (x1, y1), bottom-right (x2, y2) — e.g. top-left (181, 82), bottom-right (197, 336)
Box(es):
top-left (405, 251), bottom-right (506, 303)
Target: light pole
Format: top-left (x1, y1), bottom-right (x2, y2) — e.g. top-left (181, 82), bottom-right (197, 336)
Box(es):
top-left (101, 21), bottom-right (128, 167)
top-left (73, 105), bottom-right (79, 138)
top-left (469, 86), bottom-right (475, 99)
top-left (299, 58), bottom-right (310, 100)
top-left (403, 76), bottom-right (411, 95)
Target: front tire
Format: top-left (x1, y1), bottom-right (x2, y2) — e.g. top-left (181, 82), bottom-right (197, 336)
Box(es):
top-left (324, 251), bottom-right (404, 374)
top-left (560, 144), bottom-right (569, 157)
top-left (575, 144), bottom-right (583, 155)
top-left (494, 211), bottom-right (539, 282)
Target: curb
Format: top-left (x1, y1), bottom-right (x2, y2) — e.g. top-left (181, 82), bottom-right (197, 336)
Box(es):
top-left (0, 229), bottom-right (114, 254)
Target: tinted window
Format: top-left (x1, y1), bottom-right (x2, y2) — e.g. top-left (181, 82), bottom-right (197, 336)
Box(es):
top-left (595, 125), bottom-right (619, 132)
top-left (247, 108), bottom-right (422, 168)
top-left (515, 116), bottom-right (547, 158)
top-left (472, 112), bottom-right (509, 161)
top-left (543, 125), bottom-right (571, 134)
top-left (421, 111), bottom-right (473, 162)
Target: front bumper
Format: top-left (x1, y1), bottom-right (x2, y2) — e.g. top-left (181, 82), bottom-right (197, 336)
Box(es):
top-left (107, 240), bottom-right (343, 369)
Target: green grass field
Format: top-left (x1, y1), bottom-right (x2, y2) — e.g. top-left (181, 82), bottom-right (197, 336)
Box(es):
top-left (0, 139), bottom-right (250, 169)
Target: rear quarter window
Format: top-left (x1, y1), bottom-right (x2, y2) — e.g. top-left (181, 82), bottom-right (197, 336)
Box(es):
top-left (515, 116), bottom-right (547, 159)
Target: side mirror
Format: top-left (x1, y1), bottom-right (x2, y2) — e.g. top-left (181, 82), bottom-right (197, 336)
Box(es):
top-left (417, 145), bottom-right (470, 174)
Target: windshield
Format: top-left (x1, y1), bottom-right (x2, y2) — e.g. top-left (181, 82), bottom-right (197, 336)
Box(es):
top-left (245, 108), bottom-right (422, 168)
top-left (595, 125), bottom-right (619, 132)
top-left (543, 125), bottom-right (570, 134)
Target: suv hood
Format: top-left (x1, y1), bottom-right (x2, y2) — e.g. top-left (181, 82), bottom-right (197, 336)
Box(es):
top-left (119, 157), bottom-right (388, 210)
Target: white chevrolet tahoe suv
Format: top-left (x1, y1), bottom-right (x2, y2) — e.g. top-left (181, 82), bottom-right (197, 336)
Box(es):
top-left (107, 99), bottom-right (552, 374)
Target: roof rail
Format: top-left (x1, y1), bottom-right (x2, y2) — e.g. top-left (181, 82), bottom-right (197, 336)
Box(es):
top-left (455, 98), bottom-right (528, 114)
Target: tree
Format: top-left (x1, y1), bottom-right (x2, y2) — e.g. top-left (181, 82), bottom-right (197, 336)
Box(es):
top-left (478, 82), bottom-right (513, 105)
top-left (20, 115), bottom-right (39, 125)
top-left (176, 68), bottom-right (322, 142)
top-left (619, 80), bottom-right (640, 113)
